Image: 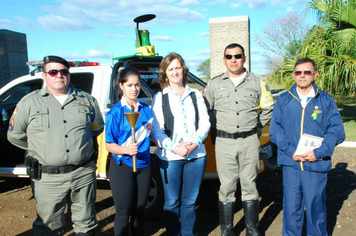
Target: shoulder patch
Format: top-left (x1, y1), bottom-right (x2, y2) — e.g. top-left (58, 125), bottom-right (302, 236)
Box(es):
top-left (8, 118), bottom-right (14, 131)
top-left (260, 80), bottom-right (274, 108)
top-left (205, 73), bottom-right (224, 91)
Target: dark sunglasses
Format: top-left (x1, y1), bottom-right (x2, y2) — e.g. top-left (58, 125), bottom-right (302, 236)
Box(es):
top-left (224, 54), bottom-right (243, 60)
top-left (294, 70), bottom-right (313, 76)
top-left (45, 69), bottom-right (70, 77)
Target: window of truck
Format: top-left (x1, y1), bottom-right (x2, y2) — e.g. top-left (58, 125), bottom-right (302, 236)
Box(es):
top-left (0, 79), bottom-right (43, 104)
top-left (70, 73), bottom-right (94, 94)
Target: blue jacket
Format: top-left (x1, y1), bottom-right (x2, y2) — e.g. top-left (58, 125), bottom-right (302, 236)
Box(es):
top-left (269, 83), bottom-right (345, 173)
top-left (105, 101), bottom-right (152, 168)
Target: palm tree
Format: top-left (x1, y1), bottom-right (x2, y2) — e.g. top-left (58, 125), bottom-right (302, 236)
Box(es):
top-left (280, 0), bottom-right (356, 96)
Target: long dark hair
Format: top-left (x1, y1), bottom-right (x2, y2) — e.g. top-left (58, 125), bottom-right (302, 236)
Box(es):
top-left (114, 67), bottom-right (141, 103)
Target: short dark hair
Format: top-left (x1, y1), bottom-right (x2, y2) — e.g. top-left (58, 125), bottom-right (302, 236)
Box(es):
top-left (294, 58), bottom-right (317, 71)
top-left (114, 67), bottom-right (141, 103)
top-left (224, 43), bottom-right (245, 56)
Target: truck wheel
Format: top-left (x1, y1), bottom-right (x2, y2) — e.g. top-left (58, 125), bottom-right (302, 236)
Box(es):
top-left (145, 155), bottom-right (164, 220)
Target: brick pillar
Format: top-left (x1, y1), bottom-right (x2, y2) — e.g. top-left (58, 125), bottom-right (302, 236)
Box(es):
top-left (209, 16), bottom-right (250, 78)
top-left (0, 29), bottom-right (29, 87)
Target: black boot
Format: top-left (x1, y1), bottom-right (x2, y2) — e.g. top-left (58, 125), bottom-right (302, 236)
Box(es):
top-left (218, 201), bottom-right (235, 236)
top-left (242, 200), bottom-right (260, 236)
top-left (75, 229), bottom-right (95, 236)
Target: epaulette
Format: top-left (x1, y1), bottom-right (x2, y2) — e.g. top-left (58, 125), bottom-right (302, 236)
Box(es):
top-left (211, 72), bottom-right (225, 81)
top-left (252, 73), bottom-right (267, 81)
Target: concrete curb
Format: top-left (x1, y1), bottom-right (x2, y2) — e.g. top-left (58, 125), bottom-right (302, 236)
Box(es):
top-left (337, 141), bottom-right (356, 148)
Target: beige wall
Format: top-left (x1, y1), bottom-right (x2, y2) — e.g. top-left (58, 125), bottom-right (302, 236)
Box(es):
top-left (209, 16), bottom-right (250, 78)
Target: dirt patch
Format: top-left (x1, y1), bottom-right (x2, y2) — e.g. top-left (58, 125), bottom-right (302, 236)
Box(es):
top-left (0, 147), bottom-right (355, 236)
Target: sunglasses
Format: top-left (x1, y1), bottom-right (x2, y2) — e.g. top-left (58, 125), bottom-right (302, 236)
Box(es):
top-left (45, 69), bottom-right (70, 77)
top-left (294, 70), bottom-right (313, 76)
top-left (224, 54), bottom-right (243, 60)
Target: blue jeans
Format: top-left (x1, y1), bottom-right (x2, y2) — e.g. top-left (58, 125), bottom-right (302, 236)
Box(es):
top-left (158, 156), bottom-right (207, 236)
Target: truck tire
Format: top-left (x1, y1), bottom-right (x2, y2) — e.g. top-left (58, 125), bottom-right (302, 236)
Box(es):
top-left (145, 154), bottom-right (164, 220)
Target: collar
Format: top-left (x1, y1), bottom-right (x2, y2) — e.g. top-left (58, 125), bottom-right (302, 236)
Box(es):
top-left (41, 84), bottom-right (76, 97)
top-left (296, 86), bottom-right (315, 99)
top-left (163, 85), bottom-right (192, 96)
top-left (290, 82), bottom-right (319, 98)
top-left (166, 85), bottom-right (193, 100)
top-left (222, 68), bottom-right (250, 80)
top-left (120, 97), bottom-right (142, 111)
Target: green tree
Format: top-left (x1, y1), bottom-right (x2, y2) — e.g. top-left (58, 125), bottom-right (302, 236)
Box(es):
top-left (196, 58), bottom-right (210, 80)
top-left (281, 0), bottom-right (356, 96)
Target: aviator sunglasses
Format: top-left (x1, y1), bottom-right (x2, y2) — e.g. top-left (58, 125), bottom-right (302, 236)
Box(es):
top-left (224, 54), bottom-right (243, 60)
top-left (45, 69), bottom-right (70, 77)
top-left (294, 70), bottom-right (313, 76)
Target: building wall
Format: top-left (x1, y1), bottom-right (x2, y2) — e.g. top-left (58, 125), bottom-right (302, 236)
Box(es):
top-left (209, 16), bottom-right (250, 78)
top-left (0, 30), bottom-right (29, 88)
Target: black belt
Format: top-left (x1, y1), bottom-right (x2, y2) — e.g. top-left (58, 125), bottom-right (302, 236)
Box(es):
top-left (41, 159), bottom-right (92, 174)
top-left (217, 128), bottom-right (257, 139)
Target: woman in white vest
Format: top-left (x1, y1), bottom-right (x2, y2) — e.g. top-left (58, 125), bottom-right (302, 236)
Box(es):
top-left (151, 53), bottom-right (210, 236)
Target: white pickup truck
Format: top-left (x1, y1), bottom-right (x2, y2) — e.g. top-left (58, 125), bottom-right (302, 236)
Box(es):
top-left (0, 54), bottom-right (277, 218)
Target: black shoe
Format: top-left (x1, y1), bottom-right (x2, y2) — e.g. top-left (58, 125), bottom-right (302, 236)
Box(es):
top-left (75, 229), bottom-right (95, 236)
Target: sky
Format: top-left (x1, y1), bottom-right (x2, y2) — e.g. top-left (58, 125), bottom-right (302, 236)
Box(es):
top-left (0, 0), bottom-right (317, 76)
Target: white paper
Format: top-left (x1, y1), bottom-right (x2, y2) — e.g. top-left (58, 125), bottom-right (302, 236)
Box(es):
top-left (295, 133), bottom-right (324, 155)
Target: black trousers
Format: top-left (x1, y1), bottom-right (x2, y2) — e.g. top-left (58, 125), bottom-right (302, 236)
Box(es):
top-left (109, 158), bottom-right (151, 236)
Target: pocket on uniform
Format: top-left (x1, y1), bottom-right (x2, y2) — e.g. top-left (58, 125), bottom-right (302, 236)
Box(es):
top-left (243, 88), bottom-right (259, 107)
top-left (32, 108), bottom-right (50, 128)
top-left (78, 106), bottom-right (92, 126)
top-left (215, 90), bottom-right (229, 108)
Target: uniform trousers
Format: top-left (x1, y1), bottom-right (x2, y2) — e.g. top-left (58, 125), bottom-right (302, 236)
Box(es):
top-left (33, 162), bottom-right (97, 235)
top-left (282, 165), bottom-right (328, 236)
top-left (109, 158), bottom-right (151, 236)
top-left (215, 134), bottom-right (260, 202)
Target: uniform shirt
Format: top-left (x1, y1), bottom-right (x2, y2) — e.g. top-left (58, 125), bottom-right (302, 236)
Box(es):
top-left (151, 85), bottom-right (210, 161)
top-left (204, 70), bottom-right (275, 133)
top-left (105, 98), bottom-right (152, 168)
top-left (7, 85), bottom-right (104, 166)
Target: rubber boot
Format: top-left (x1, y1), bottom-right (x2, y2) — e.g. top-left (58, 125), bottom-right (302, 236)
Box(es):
top-left (242, 200), bottom-right (260, 236)
top-left (75, 229), bottom-right (95, 236)
top-left (218, 201), bottom-right (235, 236)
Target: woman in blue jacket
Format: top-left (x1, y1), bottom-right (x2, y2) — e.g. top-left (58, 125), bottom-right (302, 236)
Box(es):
top-left (105, 67), bottom-right (152, 236)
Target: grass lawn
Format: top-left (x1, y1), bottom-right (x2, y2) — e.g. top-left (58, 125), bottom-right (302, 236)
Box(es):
top-left (338, 100), bottom-right (356, 141)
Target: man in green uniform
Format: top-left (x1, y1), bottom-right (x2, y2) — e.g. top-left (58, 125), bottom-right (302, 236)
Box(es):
top-left (7, 55), bottom-right (104, 236)
top-left (204, 43), bottom-right (274, 236)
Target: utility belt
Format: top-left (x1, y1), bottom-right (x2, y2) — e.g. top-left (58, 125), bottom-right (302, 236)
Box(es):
top-left (217, 128), bottom-right (258, 139)
top-left (25, 156), bottom-right (92, 180)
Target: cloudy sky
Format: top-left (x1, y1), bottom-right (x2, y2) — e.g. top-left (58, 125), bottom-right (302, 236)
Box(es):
top-left (0, 0), bottom-right (316, 76)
